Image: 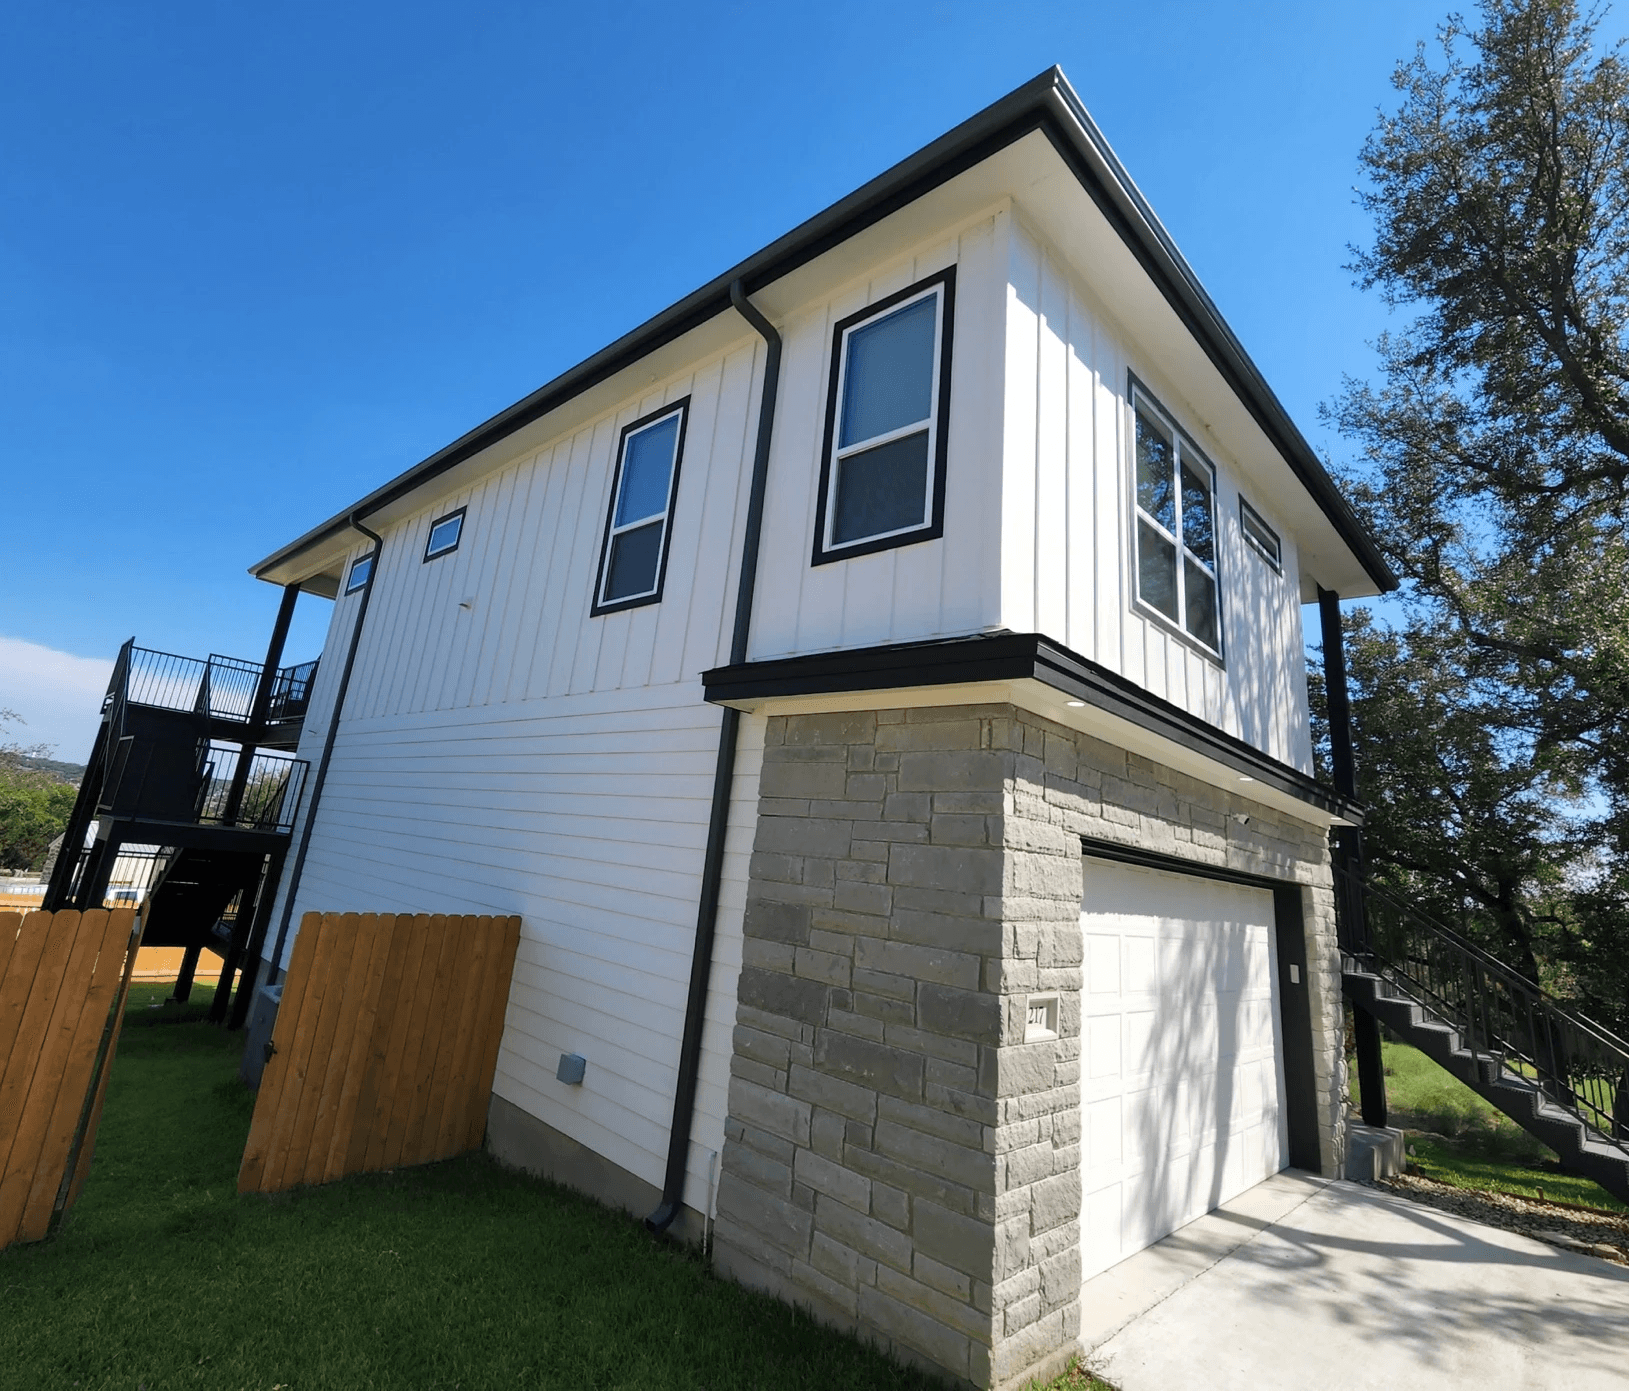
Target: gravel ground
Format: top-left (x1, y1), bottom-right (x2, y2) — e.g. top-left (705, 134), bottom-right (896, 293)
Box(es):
top-left (1376, 1169), bottom-right (1629, 1264)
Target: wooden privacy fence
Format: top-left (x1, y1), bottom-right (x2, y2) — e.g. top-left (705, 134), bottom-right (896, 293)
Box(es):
top-left (239, 911), bottom-right (521, 1195)
top-left (0, 908), bottom-right (141, 1249)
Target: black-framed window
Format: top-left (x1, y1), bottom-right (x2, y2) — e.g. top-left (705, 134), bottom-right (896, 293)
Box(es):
top-left (812, 266), bottom-right (955, 564)
top-left (344, 553), bottom-right (374, 594)
top-left (1239, 496), bottom-right (1282, 573)
top-left (424, 507), bottom-right (466, 561)
top-left (592, 398), bottom-right (689, 614)
top-left (1132, 386), bottom-right (1221, 654)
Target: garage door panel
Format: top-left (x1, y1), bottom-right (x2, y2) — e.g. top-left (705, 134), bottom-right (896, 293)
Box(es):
top-left (1079, 860), bottom-right (1290, 1284)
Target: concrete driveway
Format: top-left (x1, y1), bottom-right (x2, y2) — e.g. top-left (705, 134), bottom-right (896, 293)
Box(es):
top-left (1081, 1172), bottom-right (1629, 1391)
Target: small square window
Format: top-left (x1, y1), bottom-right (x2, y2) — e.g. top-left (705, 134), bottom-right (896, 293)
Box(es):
top-left (1239, 496), bottom-right (1282, 573)
top-left (344, 553), bottom-right (374, 594)
top-left (813, 268), bottom-right (955, 564)
top-left (592, 400), bottom-right (689, 614)
top-left (424, 507), bottom-right (466, 561)
top-left (1131, 386), bottom-right (1222, 656)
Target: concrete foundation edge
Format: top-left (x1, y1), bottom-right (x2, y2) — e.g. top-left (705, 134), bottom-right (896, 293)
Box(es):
top-left (485, 1093), bottom-right (707, 1247)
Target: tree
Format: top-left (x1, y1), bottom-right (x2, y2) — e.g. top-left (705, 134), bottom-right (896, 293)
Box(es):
top-left (1330, 0), bottom-right (1629, 1028)
top-left (0, 709), bottom-right (76, 872)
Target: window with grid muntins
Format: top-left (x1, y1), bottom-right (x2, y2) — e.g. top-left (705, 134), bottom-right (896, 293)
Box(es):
top-left (1134, 396), bottom-right (1220, 653)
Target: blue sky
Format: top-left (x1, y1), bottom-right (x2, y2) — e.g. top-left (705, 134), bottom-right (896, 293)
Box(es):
top-left (0, 0), bottom-right (1590, 758)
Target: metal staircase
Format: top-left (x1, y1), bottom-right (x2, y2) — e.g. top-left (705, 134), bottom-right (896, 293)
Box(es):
top-left (45, 634), bottom-right (316, 1028)
top-left (1337, 861), bottom-right (1629, 1204)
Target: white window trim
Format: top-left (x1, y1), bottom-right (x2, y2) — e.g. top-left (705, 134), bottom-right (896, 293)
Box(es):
top-left (819, 280), bottom-right (947, 557)
top-left (593, 400), bottom-right (688, 614)
top-left (1129, 383), bottom-right (1225, 661)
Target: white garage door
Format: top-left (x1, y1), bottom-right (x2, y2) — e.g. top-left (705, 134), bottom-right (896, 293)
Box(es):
top-left (1079, 859), bottom-right (1289, 1282)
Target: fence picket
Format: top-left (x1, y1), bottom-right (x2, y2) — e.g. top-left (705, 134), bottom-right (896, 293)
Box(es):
top-left (239, 911), bottom-right (520, 1194)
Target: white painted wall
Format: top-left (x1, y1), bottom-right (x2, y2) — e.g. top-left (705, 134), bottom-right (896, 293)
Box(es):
top-left (262, 197), bottom-right (1325, 1216)
top-left (261, 217), bottom-right (1010, 1216)
top-left (999, 213), bottom-right (1315, 772)
top-left (747, 211), bottom-right (1009, 659)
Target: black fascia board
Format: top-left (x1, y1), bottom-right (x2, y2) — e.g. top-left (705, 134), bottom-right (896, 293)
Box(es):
top-left (253, 68), bottom-right (1395, 595)
top-left (701, 632), bottom-right (1364, 825)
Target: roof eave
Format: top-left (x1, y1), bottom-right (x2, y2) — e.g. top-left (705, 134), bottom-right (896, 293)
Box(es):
top-left (252, 66), bottom-right (1396, 596)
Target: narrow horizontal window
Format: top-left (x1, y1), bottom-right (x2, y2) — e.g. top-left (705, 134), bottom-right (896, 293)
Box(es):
top-left (592, 400), bottom-right (689, 615)
top-left (424, 507), bottom-right (466, 561)
top-left (1132, 388), bottom-right (1222, 656)
top-left (813, 267), bottom-right (955, 564)
top-left (344, 554), bottom-right (373, 594)
top-left (1239, 496), bottom-right (1282, 573)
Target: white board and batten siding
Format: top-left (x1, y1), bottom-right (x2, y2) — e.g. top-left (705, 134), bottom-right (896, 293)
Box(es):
top-left (999, 213), bottom-right (1315, 773)
top-left (747, 211), bottom-right (1010, 661)
top-left (264, 219), bottom-right (1011, 1220)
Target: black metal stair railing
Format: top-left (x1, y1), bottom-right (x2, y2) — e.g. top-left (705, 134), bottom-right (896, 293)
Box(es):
top-left (1337, 859), bottom-right (1629, 1144)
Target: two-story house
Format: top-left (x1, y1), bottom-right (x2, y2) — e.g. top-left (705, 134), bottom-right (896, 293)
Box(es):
top-left (244, 68), bottom-right (1392, 1389)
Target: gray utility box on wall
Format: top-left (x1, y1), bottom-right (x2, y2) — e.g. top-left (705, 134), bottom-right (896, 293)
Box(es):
top-left (240, 983), bottom-right (284, 1089)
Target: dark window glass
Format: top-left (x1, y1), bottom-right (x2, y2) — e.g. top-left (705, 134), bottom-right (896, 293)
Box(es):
top-left (1240, 498), bottom-right (1282, 570)
top-left (1137, 520), bottom-right (1178, 621)
top-left (615, 415), bottom-right (681, 527)
top-left (1136, 410), bottom-right (1175, 532)
top-left (833, 432), bottom-right (931, 545)
top-left (603, 520), bottom-right (665, 603)
top-left (1180, 462), bottom-right (1213, 565)
top-left (839, 296), bottom-right (938, 448)
top-left (1185, 557), bottom-right (1218, 649)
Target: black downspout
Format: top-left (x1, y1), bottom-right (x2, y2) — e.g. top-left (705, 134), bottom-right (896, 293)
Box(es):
top-left (262, 514), bottom-right (384, 987)
top-left (1319, 587), bottom-right (1387, 1128)
top-left (646, 282), bottom-right (781, 1235)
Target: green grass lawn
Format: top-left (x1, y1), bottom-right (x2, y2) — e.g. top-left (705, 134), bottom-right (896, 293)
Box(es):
top-left (1350, 1037), bottom-right (1627, 1213)
top-left (1, 983), bottom-right (1110, 1391)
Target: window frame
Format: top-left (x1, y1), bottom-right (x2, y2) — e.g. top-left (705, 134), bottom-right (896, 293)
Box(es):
top-left (423, 506), bottom-right (467, 562)
top-left (1127, 377), bottom-right (1226, 662)
top-left (344, 553), bottom-right (374, 595)
top-left (590, 397), bottom-right (691, 617)
top-left (1238, 495), bottom-right (1283, 574)
top-left (811, 265), bottom-right (956, 566)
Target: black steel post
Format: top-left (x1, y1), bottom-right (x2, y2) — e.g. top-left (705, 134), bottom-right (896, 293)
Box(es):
top-left (220, 583), bottom-right (301, 826)
top-left (171, 942), bottom-right (201, 1004)
top-left (1317, 588), bottom-right (1356, 801)
top-left (227, 846), bottom-right (286, 1031)
top-left (1354, 1005), bottom-right (1388, 1128)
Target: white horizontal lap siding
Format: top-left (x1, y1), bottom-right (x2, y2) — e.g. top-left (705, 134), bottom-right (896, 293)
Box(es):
top-left (270, 333), bottom-right (769, 1207)
top-left (1002, 216), bottom-right (1312, 770)
top-left (748, 210), bottom-right (1008, 661)
top-left (284, 684), bottom-right (757, 1199)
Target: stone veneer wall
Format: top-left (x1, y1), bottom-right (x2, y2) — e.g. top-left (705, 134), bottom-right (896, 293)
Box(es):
top-left (711, 703), bottom-right (1342, 1390)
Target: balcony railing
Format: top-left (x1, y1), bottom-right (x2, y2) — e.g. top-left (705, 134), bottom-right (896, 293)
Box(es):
top-left (195, 745), bottom-right (309, 833)
top-left (110, 645), bottom-right (318, 727)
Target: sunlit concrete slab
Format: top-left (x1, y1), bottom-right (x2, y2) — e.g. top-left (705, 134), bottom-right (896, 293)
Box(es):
top-left (1085, 1175), bottom-right (1629, 1391)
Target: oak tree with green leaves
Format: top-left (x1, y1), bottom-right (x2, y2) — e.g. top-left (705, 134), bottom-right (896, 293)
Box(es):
top-left (1329, 0), bottom-right (1629, 1027)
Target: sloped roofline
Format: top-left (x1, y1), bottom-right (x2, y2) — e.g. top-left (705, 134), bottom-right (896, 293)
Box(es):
top-left (251, 66), bottom-right (1396, 593)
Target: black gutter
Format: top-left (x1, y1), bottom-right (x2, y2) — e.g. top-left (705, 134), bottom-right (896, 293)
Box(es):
top-left (645, 283), bottom-right (782, 1237)
top-left (262, 514), bottom-right (383, 985)
top-left (250, 68), bottom-right (1394, 596)
top-left (702, 632), bottom-right (1364, 826)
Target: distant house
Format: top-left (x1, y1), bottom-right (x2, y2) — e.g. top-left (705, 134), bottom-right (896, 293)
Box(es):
top-left (242, 69), bottom-right (1391, 1388)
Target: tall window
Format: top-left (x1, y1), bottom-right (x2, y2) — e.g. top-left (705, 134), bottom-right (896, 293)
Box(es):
top-left (1133, 391), bottom-right (1220, 653)
top-left (813, 267), bottom-right (954, 564)
top-left (593, 399), bottom-right (688, 614)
